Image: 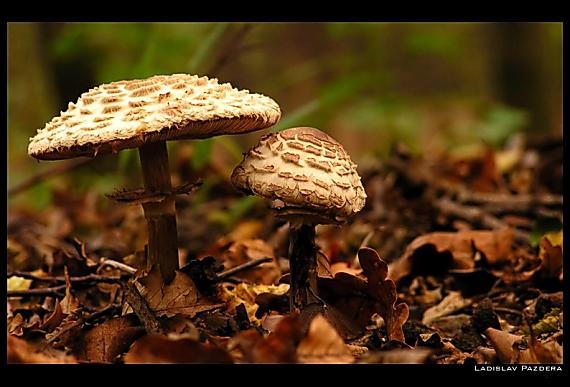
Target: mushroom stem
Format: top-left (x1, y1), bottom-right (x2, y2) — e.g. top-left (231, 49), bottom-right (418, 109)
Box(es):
top-left (138, 141), bottom-right (178, 284)
top-left (288, 222), bottom-right (319, 312)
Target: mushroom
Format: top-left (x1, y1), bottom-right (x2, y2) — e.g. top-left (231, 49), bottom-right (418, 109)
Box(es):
top-left (28, 73), bottom-right (281, 284)
top-left (231, 127), bottom-right (366, 311)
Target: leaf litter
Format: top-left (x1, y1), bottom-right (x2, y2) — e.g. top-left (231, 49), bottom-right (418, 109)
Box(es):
top-left (6, 134), bottom-right (563, 364)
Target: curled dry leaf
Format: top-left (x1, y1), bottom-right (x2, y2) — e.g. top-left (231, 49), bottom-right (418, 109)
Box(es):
top-left (318, 247), bottom-right (409, 342)
top-left (484, 328), bottom-right (563, 364)
top-left (422, 291), bottom-right (471, 325)
top-left (389, 228), bottom-right (515, 283)
top-left (73, 314), bottom-right (145, 363)
top-left (124, 334), bottom-right (233, 364)
top-left (297, 314), bottom-right (354, 364)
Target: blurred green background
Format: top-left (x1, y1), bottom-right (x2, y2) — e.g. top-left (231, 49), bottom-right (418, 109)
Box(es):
top-left (7, 22), bottom-right (562, 210)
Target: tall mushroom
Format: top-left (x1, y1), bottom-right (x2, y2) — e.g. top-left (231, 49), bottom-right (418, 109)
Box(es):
top-left (231, 127), bottom-right (366, 312)
top-left (28, 74), bottom-right (281, 284)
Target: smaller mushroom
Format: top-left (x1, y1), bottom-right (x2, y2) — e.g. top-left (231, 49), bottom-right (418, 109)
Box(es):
top-left (231, 127), bottom-right (367, 312)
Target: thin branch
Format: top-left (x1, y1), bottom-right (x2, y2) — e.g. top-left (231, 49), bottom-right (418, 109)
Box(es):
top-left (121, 281), bottom-right (163, 334)
top-left (99, 258), bottom-right (138, 275)
top-left (7, 271), bottom-right (127, 284)
top-left (8, 285), bottom-right (67, 298)
top-left (216, 257), bottom-right (273, 281)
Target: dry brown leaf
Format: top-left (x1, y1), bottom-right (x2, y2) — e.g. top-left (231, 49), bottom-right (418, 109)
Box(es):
top-left (60, 266), bottom-right (80, 315)
top-left (221, 239), bottom-right (281, 284)
top-left (8, 313), bottom-right (26, 336)
top-left (484, 328), bottom-right (534, 363)
top-left (297, 314), bottom-right (354, 364)
top-left (125, 334), bottom-right (233, 364)
top-left (74, 314), bottom-right (144, 363)
top-left (231, 314), bottom-right (303, 363)
top-left (422, 291), bottom-right (471, 325)
top-left (318, 247), bottom-right (409, 342)
top-left (138, 268), bottom-right (200, 318)
top-left (220, 282), bottom-right (289, 323)
top-left (40, 300), bottom-right (65, 333)
top-left (360, 348), bottom-right (431, 364)
top-left (537, 232), bottom-right (563, 280)
top-left (389, 228), bottom-right (515, 283)
top-left (7, 334), bottom-right (76, 364)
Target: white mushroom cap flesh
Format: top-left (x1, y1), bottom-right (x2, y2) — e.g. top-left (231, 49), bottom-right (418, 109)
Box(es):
top-left (28, 74), bottom-right (281, 160)
top-left (231, 127), bottom-right (367, 223)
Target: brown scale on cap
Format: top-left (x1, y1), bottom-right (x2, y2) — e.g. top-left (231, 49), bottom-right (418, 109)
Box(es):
top-left (28, 73), bottom-right (281, 160)
top-left (231, 127), bottom-right (367, 223)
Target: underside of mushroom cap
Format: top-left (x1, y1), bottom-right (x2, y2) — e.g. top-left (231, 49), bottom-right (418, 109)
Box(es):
top-left (28, 74), bottom-right (281, 160)
top-left (231, 127), bottom-right (367, 223)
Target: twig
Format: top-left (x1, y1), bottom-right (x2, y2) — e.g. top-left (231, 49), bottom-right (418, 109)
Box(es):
top-left (7, 271), bottom-right (127, 284)
top-left (121, 281), bottom-right (163, 334)
top-left (216, 257), bottom-right (273, 281)
top-left (8, 285), bottom-right (67, 298)
top-left (493, 307), bottom-right (523, 316)
top-left (99, 258), bottom-right (138, 275)
top-left (8, 158), bottom-right (91, 196)
top-left (434, 197), bottom-right (530, 243)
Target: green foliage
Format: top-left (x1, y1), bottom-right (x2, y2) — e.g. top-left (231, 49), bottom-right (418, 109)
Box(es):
top-left (476, 106), bottom-right (528, 146)
top-left (191, 139), bottom-right (213, 170)
top-left (208, 196), bottom-right (260, 230)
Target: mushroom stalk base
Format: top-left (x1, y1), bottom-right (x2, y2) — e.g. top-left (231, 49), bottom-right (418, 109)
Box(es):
top-left (288, 223), bottom-right (318, 312)
top-left (138, 141), bottom-right (178, 284)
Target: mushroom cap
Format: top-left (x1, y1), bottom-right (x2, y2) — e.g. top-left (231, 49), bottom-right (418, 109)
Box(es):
top-left (28, 74), bottom-right (281, 160)
top-left (231, 127), bottom-right (367, 223)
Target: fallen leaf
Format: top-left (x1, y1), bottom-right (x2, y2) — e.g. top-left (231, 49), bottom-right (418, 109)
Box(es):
top-left (220, 282), bottom-right (289, 323)
top-left (231, 314), bottom-right (303, 363)
top-left (422, 291), bottom-right (471, 325)
top-left (7, 335), bottom-right (76, 364)
top-left (427, 314), bottom-right (472, 337)
top-left (60, 266), bottom-right (80, 315)
top-left (138, 268), bottom-right (201, 318)
top-left (297, 314), bottom-right (354, 364)
top-left (124, 334), bottom-right (233, 364)
top-left (8, 313), bottom-right (26, 336)
top-left (484, 328), bottom-right (535, 363)
top-left (537, 231), bottom-right (563, 280)
top-left (221, 239), bottom-right (281, 284)
top-left (73, 314), bottom-right (144, 363)
top-left (359, 348), bottom-right (431, 364)
top-left (389, 228), bottom-right (515, 283)
top-left (528, 336), bottom-right (563, 364)
top-left (318, 247), bottom-right (409, 342)
top-left (7, 276), bottom-right (32, 291)
top-left (40, 301), bottom-right (65, 333)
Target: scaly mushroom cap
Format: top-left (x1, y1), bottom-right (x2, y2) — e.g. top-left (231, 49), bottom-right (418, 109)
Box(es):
top-left (231, 127), bottom-right (367, 223)
top-left (28, 74), bottom-right (281, 160)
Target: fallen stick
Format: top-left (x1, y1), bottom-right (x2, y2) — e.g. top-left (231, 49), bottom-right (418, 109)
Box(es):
top-left (215, 257), bottom-right (273, 281)
top-left (121, 281), bottom-right (163, 334)
top-left (434, 197), bottom-right (531, 243)
top-left (8, 285), bottom-right (67, 298)
top-left (7, 271), bottom-right (127, 284)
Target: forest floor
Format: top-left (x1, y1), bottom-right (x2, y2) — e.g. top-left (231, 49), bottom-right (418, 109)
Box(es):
top-left (7, 135), bottom-right (563, 364)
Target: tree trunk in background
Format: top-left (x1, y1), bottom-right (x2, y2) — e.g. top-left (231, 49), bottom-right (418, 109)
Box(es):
top-left (488, 23), bottom-right (562, 135)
